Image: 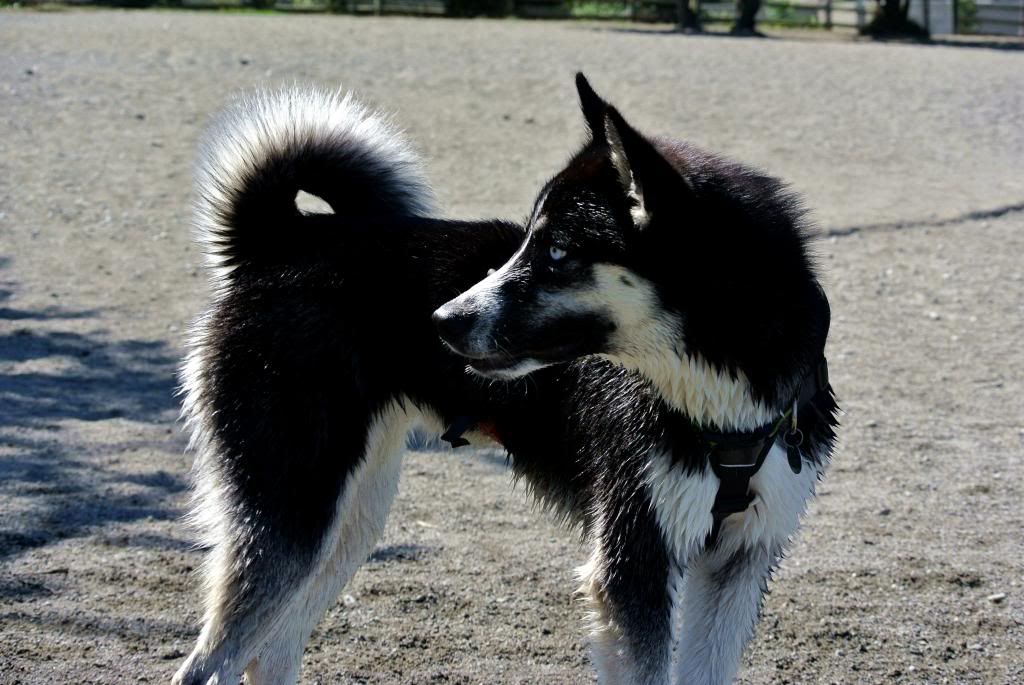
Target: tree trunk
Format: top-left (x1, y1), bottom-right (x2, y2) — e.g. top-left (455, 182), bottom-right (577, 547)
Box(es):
top-left (732, 0), bottom-right (761, 33)
top-left (883, 0), bottom-right (907, 22)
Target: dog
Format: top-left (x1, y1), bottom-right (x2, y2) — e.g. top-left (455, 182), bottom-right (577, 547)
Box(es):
top-left (173, 85), bottom-right (645, 685)
top-left (433, 74), bottom-right (839, 684)
top-left (174, 77), bottom-right (837, 685)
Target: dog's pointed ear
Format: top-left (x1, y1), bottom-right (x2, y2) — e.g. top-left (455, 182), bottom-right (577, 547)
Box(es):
top-left (576, 73), bottom-right (609, 143)
top-left (604, 106), bottom-right (690, 228)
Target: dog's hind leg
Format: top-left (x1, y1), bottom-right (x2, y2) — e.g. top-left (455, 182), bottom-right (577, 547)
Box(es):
top-left (172, 517), bottom-right (318, 685)
top-left (243, 405), bottom-right (414, 684)
top-left (174, 400), bottom-right (417, 685)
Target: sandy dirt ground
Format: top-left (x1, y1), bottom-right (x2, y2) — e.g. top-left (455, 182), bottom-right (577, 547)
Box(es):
top-left (1, 10), bottom-right (1023, 684)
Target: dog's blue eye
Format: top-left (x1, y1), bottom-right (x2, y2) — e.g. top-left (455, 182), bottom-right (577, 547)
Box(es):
top-left (549, 245), bottom-right (567, 262)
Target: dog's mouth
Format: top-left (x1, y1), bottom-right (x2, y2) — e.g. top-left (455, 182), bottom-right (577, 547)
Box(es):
top-left (465, 354), bottom-right (526, 375)
top-left (460, 342), bottom-right (591, 379)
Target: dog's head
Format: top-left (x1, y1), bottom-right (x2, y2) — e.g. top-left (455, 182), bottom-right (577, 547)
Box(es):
top-left (434, 74), bottom-right (827, 412)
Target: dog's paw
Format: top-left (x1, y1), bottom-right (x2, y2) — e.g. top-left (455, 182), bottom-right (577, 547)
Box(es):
top-left (171, 654), bottom-right (217, 685)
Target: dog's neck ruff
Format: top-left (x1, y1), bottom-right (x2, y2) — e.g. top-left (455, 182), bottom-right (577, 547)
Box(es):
top-left (621, 348), bottom-right (777, 433)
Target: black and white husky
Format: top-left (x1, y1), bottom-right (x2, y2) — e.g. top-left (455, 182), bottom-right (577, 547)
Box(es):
top-left (173, 85), bottom-right (630, 685)
top-left (433, 75), bottom-right (839, 684)
top-left (174, 78), bottom-right (836, 685)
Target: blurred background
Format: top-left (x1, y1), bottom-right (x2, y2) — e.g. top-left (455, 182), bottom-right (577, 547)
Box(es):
top-left (13, 0), bottom-right (1024, 39)
top-left (1, 5), bottom-right (1022, 684)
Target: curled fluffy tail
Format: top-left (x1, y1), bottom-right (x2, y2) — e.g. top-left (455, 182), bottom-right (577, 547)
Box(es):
top-left (194, 86), bottom-right (435, 277)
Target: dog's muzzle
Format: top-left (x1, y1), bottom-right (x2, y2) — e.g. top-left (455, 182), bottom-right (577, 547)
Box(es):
top-left (432, 304), bottom-right (478, 355)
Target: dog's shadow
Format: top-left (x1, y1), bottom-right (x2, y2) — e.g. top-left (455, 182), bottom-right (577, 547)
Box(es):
top-left (0, 258), bottom-right (187, 572)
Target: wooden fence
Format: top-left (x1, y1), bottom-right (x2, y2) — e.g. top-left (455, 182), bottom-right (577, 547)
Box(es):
top-left (513, 0), bottom-right (868, 28)
top-left (144, 0), bottom-right (1024, 35)
top-left (963, 0), bottom-right (1024, 35)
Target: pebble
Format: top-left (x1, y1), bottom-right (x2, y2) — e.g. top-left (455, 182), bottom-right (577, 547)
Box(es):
top-left (986, 592), bottom-right (1006, 604)
top-left (342, 594), bottom-right (357, 607)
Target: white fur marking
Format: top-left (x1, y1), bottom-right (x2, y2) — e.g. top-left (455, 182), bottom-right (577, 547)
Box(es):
top-left (579, 264), bottom-right (776, 431)
top-left (575, 532), bottom-right (638, 685)
top-left (646, 453), bottom-right (719, 562)
top-left (605, 119), bottom-right (649, 228)
top-left (174, 398), bottom-right (421, 685)
top-left (654, 445), bottom-right (827, 685)
top-left (673, 545), bottom-right (771, 685)
top-left (194, 86), bottom-right (434, 284)
top-left (735, 443), bottom-right (822, 550)
top-left (295, 190), bottom-right (334, 215)
top-left (252, 399), bottom-right (417, 681)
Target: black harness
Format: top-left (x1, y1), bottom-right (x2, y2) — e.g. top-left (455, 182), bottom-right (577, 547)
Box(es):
top-left (701, 358), bottom-right (829, 546)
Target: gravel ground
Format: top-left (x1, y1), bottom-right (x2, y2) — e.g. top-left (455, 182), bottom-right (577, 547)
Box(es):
top-left (1, 10), bottom-right (1023, 685)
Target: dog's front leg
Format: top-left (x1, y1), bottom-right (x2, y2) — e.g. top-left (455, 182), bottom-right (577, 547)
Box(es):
top-left (672, 539), bottom-right (779, 685)
top-left (669, 439), bottom-right (822, 684)
top-left (577, 507), bottom-right (676, 685)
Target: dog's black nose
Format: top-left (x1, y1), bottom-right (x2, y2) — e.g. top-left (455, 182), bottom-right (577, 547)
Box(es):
top-left (432, 305), bottom-right (475, 351)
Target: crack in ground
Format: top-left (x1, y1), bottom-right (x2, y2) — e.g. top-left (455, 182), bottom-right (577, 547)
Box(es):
top-left (825, 201), bottom-right (1024, 238)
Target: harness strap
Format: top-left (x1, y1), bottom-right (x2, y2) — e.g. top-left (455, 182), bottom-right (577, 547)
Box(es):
top-left (704, 357), bottom-right (829, 548)
top-left (704, 420), bottom-right (782, 548)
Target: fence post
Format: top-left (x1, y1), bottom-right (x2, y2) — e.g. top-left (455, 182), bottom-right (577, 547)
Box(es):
top-left (922, 0), bottom-right (930, 33)
top-left (952, 0), bottom-right (958, 33)
top-left (825, 0), bottom-right (832, 28)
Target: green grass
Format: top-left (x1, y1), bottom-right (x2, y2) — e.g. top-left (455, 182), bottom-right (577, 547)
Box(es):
top-left (570, 0), bottom-right (630, 18)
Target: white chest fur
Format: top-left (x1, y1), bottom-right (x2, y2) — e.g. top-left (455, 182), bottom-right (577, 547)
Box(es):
top-left (646, 443), bottom-right (824, 563)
